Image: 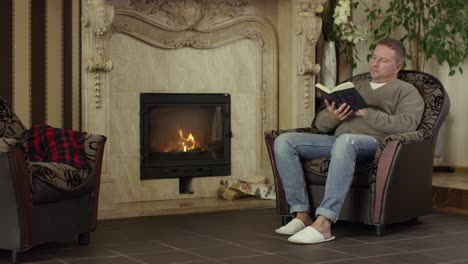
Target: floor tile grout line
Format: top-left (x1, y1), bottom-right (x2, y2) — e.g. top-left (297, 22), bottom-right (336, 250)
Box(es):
top-left (170, 230), bottom-right (283, 256)
top-left (105, 249), bottom-right (149, 264)
top-left (105, 247), bottom-right (195, 257)
top-left (105, 245), bottom-right (228, 264)
top-left (321, 246), bottom-right (385, 259)
top-left (162, 238), bottom-right (309, 264)
top-left (413, 243), bottom-right (468, 254)
top-left (160, 242), bottom-right (229, 264)
top-left (439, 258), bottom-right (468, 264)
top-left (217, 253), bottom-right (308, 264)
top-left (44, 254), bottom-right (143, 263)
top-left (339, 237), bottom-right (385, 245)
top-left (22, 259), bottom-right (67, 264)
top-left (417, 251), bottom-right (455, 263)
top-left (343, 229), bottom-right (468, 246)
top-left (311, 256), bottom-right (392, 264)
top-left (325, 243), bottom-right (468, 261)
top-left (22, 248), bottom-right (122, 264)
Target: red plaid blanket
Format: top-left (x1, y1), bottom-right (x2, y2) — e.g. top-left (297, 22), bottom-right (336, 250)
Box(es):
top-left (28, 125), bottom-right (87, 169)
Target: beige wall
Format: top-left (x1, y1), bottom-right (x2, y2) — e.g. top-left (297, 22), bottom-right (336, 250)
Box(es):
top-left (11, 0), bottom-right (81, 129)
top-left (13, 0), bottom-right (31, 125)
top-left (426, 60), bottom-right (468, 167)
top-left (277, 0), bottom-right (294, 129)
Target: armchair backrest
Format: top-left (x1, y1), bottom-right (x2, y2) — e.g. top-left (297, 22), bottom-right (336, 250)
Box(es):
top-left (0, 97), bottom-right (26, 140)
top-left (343, 70), bottom-right (450, 134)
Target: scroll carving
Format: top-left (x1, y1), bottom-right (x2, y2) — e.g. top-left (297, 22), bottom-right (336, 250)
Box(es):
top-left (83, 0), bottom-right (115, 108)
top-left (164, 32), bottom-right (212, 48)
top-left (129, 0), bottom-right (245, 30)
top-left (296, 1), bottom-right (322, 76)
top-left (241, 29), bottom-right (266, 52)
top-left (112, 23), bottom-right (134, 34)
top-left (295, 0), bottom-right (323, 110)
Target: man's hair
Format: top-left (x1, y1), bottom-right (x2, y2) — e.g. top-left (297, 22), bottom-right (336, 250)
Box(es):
top-left (376, 38), bottom-right (406, 64)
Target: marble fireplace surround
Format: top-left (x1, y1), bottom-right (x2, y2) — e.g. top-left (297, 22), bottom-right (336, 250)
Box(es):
top-left (82, 0), bottom-right (324, 218)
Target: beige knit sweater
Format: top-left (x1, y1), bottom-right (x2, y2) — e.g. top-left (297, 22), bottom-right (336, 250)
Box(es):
top-left (315, 78), bottom-right (424, 142)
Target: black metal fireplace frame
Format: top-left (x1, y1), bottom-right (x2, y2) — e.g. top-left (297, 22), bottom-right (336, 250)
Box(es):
top-left (140, 93), bottom-right (231, 180)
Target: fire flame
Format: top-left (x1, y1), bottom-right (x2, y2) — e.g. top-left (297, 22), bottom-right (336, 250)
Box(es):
top-left (163, 129), bottom-right (205, 152)
top-left (178, 129), bottom-right (196, 152)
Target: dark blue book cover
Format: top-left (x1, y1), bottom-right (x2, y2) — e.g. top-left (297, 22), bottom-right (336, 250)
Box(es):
top-left (315, 82), bottom-right (367, 111)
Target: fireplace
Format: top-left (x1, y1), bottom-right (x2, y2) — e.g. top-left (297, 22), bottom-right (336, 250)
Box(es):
top-left (140, 93), bottom-right (231, 180)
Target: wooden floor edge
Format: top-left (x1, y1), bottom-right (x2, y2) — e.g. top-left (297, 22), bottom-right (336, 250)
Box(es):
top-left (432, 207), bottom-right (468, 217)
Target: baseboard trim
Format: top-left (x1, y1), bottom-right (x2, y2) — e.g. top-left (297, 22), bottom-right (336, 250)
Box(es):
top-left (432, 186), bottom-right (468, 216)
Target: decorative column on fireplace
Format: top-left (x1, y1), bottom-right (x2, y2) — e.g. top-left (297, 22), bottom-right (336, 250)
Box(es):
top-left (140, 93), bottom-right (231, 180)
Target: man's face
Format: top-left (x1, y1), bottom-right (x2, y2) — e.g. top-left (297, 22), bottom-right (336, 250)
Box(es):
top-left (369, 45), bottom-right (402, 83)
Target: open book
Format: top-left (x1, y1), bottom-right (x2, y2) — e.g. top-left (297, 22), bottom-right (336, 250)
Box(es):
top-left (315, 81), bottom-right (368, 111)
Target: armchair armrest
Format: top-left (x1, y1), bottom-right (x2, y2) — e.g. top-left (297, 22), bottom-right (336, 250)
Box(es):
top-left (0, 141), bottom-right (32, 248)
top-left (83, 134), bottom-right (107, 172)
top-left (372, 129), bottom-right (435, 224)
top-left (374, 130), bottom-right (433, 159)
top-left (82, 133), bottom-right (107, 230)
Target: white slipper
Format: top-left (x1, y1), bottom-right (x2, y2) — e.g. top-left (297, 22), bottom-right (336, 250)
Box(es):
top-left (288, 226), bottom-right (335, 244)
top-left (275, 218), bottom-right (305, 235)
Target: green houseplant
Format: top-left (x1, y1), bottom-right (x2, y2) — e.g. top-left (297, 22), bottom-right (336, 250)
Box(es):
top-left (320, 0), bottom-right (368, 86)
top-left (321, 0), bottom-right (368, 60)
top-left (361, 0), bottom-right (467, 75)
top-left (356, 0), bottom-right (467, 167)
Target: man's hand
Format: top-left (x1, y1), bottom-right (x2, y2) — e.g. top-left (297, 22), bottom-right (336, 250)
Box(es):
top-left (324, 100), bottom-right (353, 121)
top-left (354, 108), bottom-right (367, 117)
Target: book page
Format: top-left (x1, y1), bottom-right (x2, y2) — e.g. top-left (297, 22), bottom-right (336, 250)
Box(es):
top-left (315, 83), bottom-right (333, 94)
top-left (333, 81), bottom-right (355, 92)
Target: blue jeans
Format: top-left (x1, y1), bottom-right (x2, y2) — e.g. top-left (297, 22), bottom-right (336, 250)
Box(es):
top-left (274, 132), bottom-right (379, 223)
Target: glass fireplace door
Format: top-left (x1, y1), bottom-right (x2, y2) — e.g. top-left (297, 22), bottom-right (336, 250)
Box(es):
top-left (140, 93), bottom-right (231, 179)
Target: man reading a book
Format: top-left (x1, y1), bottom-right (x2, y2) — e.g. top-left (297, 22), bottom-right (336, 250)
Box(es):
top-left (273, 38), bottom-right (424, 244)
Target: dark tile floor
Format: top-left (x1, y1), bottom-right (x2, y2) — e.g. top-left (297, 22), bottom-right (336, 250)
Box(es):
top-left (2, 208), bottom-right (468, 264)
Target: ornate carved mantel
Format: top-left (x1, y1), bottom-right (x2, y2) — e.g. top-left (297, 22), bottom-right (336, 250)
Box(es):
top-left (129, 0), bottom-right (246, 31)
top-left (82, 0), bottom-right (115, 109)
top-left (296, 1), bottom-right (322, 76)
top-left (110, 4), bottom-right (278, 131)
top-left (294, 0), bottom-right (324, 126)
top-left (81, 0), bottom-right (324, 212)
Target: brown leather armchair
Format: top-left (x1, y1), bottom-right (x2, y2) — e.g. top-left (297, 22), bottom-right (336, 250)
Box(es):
top-left (265, 70), bottom-right (450, 236)
top-left (0, 97), bottom-right (107, 263)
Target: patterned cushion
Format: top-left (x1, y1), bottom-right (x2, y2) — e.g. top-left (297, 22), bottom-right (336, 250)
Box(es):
top-left (0, 138), bottom-right (18, 152)
top-left (0, 97), bottom-right (28, 158)
top-left (29, 162), bottom-right (93, 204)
top-left (0, 96), bottom-right (26, 140)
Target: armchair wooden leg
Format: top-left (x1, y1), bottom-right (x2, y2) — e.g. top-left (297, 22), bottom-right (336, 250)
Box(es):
top-left (78, 232), bottom-right (90, 245)
top-left (281, 215), bottom-right (293, 226)
top-left (375, 225), bottom-right (386, 236)
top-left (10, 250), bottom-right (20, 264)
